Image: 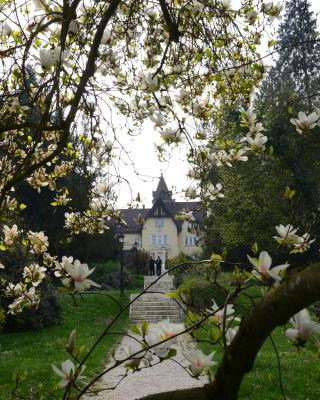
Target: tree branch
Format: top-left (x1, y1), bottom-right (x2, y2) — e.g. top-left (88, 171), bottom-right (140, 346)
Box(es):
top-left (158, 0), bottom-right (180, 43)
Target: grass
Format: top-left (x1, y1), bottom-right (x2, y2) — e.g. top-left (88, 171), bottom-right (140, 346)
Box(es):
top-left (0, 290), bottom-right (132, 400)
top-left (194, 285), bottom-right (320, 400)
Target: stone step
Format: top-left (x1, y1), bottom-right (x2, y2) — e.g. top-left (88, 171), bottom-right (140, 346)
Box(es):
top-left (144, 276), bottom-right (174, 282)
top-left (132, 294), bottom-right (177, 301)
top-left (131, 310), bottom-right (183, 315)
top-left (130, 276), bottom-right (183, 323)
top-left (131, 304), bottom-right (181, 312)
top-left (131, 318), bottom-right (184, 324)
top-left (132, 300), bottom-right (181, 305)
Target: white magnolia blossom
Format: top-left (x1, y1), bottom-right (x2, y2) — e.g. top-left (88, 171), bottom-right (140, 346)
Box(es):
top-left (274, 225), bottom-right (315, 253)
top-left (145, 6), bottom-right (159, 19)
top-left (192, 95), bottom-right (210, 117)
top-left (206, 299), bottom-right (235, 325)
top-left (290, 111), bottom-right (319, 134)
top-left (101, 29), bottom-right (112, 44)
top-left (292, 232), bottom-right (316, 253)
top-left (215, 150), bottom-right (232, 167)
top-left (122, 342), bottom-right (149, 369)
top-left (220, 0), bottom-right (233, 10)
top-left (185, 185), bottom-right (198, 199)
top-left (146, 333), bottom-right (171, 358)
top-left (35, 47), bottom-right (69, 69)
top-left (248, 121), bottom-right (265, 135)
top-left (28, 231), bottom-right (49, 254)
top-left (3, 224), bottom-right (19, 246)
top-left (246, 133), bottom-right (268, 150)
top-left (8, 287), bottom-right (40, 314)
top-left (182, 345), bottom-right (216, 377)
top-left (52, 360), bottom-right (86, 388)
top-left (37, 49), bottom-right (56, 69)
top-left (137, 71), bottom-right (159, 91)
top-left (261, 1), bottom-right (282, 22)
top-left (225, 326), bottom-right (239, 346)
top-left (150, 112), bottom-right (165, 128)
top-left (190, 0), bottom-right (204, 15)
top-left (32, 0), bottom-right (49, 11)
top-left (53, 192), bottom-right (71, 206)
top-left (23, 263), bottom-right (47, 286)
top-left (274, 224), bottom-right (298, 241)
top-left (245, 8), bottom-right (258, 24)
top-left (160, 126), bottom-right (183, 144)
top-left (230, 148), bottom-right (248, 163)
top-left (53, 47), bottom-right (70, 65)
top-left (0, 262), bottom-right (4, 269)
top-left (5, 282), bottom-right (24, 297)
top-left (241, 110), bottom-right (257, 129)
top-left (205, 183), bottom-right (224, 201)
top-left (158, 320), bottom-right (185, 343)
top-left (175, 87), bottom-right (188, 102)
top-left (93, 181), bottom-right (113, 196)
top-left (285, 309), bottom-right (320, 345)
top-left (247, 251), bottom-right (289, 283)
top-left (61, 259), bottom-right (100, 292)
top-left (54, 256), bottom-right (73, 277)
top-left (1, 23), bottom-right (12, 36)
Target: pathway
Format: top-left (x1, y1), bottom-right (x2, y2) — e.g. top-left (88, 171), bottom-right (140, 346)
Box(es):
top-left (85, 276), bottom-right (209, 399)
top-left (86, 324), bottom-right (208, 400)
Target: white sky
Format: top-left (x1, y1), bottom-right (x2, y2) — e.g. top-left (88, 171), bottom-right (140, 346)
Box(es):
top-left (116, 1), bottom-right (320, 208)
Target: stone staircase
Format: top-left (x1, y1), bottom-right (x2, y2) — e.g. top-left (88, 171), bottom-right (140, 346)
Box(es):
top-left (130, 275), bottom-right (185, 324)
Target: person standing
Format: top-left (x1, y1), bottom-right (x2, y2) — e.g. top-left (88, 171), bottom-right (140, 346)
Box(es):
top-left (155, 256), bottom-right (162, 276)
top-left (148, 256), bottom-right (155, 276)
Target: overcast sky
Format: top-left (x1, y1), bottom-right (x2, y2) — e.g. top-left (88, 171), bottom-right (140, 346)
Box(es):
top-left (116, 1), bottom-right (320, 209)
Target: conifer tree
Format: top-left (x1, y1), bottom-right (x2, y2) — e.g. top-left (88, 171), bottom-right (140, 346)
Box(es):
top-left (255, 0), bottom-right (320, 221)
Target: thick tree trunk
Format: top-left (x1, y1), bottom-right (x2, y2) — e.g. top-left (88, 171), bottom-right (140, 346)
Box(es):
top-left (140, 263), bottom-right (320, 400)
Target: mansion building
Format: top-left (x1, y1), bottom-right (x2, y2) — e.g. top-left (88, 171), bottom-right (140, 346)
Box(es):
top-left (119, 175), bottom-right (202, 265)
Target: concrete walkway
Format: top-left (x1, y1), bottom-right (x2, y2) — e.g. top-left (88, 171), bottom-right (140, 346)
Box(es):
top-left (85, 324), bottom-right (209, 400)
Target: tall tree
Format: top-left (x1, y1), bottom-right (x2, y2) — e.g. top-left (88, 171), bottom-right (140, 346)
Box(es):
top-left (255, 0), bottom-right (320, 233)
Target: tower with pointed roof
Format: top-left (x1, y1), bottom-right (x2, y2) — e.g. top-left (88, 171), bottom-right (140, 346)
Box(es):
top-left (152, 173), bottom-right (173, 203)
top-left (119, 175), bottom-right (202, 267)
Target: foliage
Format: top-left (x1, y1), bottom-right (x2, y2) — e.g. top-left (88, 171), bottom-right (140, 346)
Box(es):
top-left (180, 272), bottom-right (228, 314)
top-left (166, 252), bottom-right (195, 286)
top-left (0, 291), bottom-right (130, 400)
top-left (125, 249), bottom-right (150, 276)
top-left (205, 157), bottom-right (294, 262)
top-left (255, 0), bottom-right (320, 227)
top-left (196, 322), bottom-right (320, 400)
top-left (90, 260), bottom-right (144, 290)
top-left (2, 278), bottom-right (62, 333)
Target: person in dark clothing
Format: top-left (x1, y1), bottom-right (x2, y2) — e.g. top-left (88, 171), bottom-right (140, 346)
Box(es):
top-left (149, 256), bottom-right (155, 276)
top-left (155, 256), bottom-right (162, 276)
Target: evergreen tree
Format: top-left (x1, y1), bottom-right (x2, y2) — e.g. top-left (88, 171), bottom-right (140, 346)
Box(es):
top-left (255, 0), bottom-right (320, 226)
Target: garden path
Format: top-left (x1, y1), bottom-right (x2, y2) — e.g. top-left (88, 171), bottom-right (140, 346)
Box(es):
top-left (86, 323), bottom-right (209, 400)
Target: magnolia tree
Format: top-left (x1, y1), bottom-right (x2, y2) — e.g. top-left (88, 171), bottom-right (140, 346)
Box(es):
top-left (1, 0), bottom-right (320, 399)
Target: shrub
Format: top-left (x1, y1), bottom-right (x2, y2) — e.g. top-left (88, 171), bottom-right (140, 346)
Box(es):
top-left (90, 260), bottom-right (143, 290)
top-left (0, 251), bottom-right (62, 332)
top-left (2, 278), bottom-right (62, 332)
top-left (174, 258), bottom-right (234, 314)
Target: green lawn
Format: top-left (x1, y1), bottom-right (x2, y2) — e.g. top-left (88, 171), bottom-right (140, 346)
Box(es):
top-left (0, 291), bottom-right (132, 400)
top-left (196, 313), bottom-right (320, 399)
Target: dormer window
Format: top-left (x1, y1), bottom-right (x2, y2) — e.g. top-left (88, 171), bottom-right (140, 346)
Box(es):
top-left (155, 218), bottom-right (164, 228)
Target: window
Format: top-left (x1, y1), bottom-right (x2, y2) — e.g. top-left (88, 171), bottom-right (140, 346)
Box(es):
top-left (155, 218), bottom-right (164, 228)
top-left (184, 236), bottom-right (197, 247)
top-left (151, 234), bottom-right (157, 245)
top-left (151, 234), bottom-right (168, 246)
